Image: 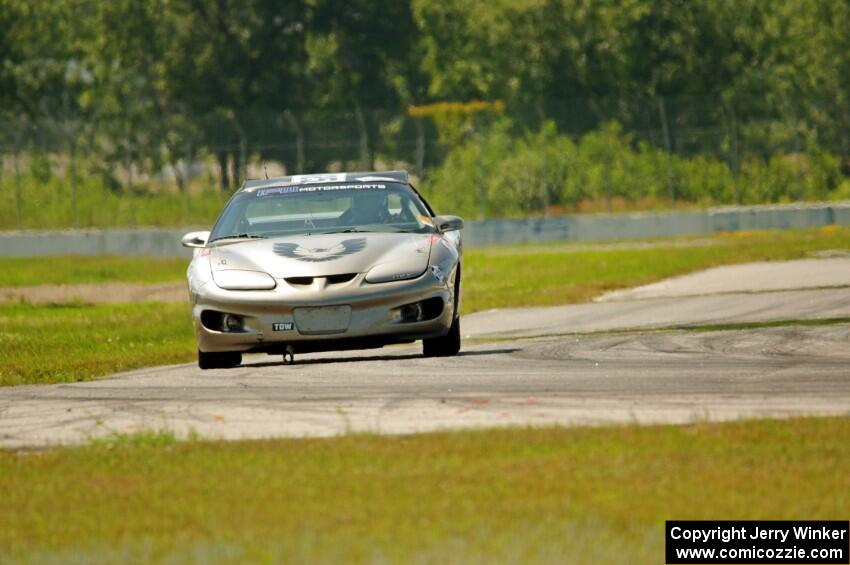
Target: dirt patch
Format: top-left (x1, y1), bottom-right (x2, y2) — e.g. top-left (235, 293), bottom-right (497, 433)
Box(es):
top-left (0, 282), bottom-right (187, 304)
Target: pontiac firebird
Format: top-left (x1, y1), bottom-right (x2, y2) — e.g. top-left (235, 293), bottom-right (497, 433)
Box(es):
top-left (181, 170), bottom-right (464, 369)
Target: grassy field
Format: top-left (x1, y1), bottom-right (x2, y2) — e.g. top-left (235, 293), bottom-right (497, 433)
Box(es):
top-left (3, 226), bottom-right (849, 297)
top-left (0, 303), bottom-right (195, 386)
top-left (1, 418), bottom-right (847, 563)
top-left (0, 174), bottom-right (228, 230)
top-left (3, 231), bottom-right (848, 563)
top-left (0, 256), bottom-right (189, 287)
top-left (2, 226), bottom-right (850, 386)
top-left (463, 226), bottom-right (850, 311)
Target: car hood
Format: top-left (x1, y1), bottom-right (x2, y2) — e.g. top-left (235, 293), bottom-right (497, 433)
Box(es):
top-left (209, 232), bottom-right (433, 278)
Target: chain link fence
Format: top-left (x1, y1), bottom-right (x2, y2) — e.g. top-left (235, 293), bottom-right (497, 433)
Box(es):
top-left (0, 95), bottom-right (847, 229)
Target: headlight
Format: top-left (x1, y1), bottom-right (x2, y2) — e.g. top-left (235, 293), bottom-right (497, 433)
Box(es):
top-left (212, 270), bottom-right (276, 290)
top-left (365, 263), bottom-right (426, 283)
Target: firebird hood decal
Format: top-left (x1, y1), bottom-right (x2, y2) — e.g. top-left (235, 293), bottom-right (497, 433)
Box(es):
top-left (273, 238), bottom-right (367, 262)
top-left (210, 232), bottom-right (433, 278)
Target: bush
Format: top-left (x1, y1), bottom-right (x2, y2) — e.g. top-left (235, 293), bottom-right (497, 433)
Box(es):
top-left (422, 120), bottom-right (847, 218)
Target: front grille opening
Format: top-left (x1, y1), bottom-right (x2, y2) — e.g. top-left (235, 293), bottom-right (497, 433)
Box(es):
top-left (326, 273), bottom-right (357, 284)
top-left (421, 297), bottom-right (445, 320)
top-left (285, 276), bottom-right (314, 286)
top-left (200, 310), bottom-right (223, 330)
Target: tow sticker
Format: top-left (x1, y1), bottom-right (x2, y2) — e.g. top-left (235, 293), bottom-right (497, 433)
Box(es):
top-left (273, 322), bottom-right (294, 331)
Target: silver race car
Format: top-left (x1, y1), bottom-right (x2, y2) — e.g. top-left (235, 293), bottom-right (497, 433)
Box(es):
top-left (181, 171), bottom-right (464, 369)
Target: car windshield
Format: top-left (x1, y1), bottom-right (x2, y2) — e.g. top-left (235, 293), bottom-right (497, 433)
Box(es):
top-left (208, 182), bottom-right (436, 242)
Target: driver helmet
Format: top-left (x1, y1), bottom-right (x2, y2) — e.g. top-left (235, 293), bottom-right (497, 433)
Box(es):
top-left (351, 190), bottom-right (389, 224)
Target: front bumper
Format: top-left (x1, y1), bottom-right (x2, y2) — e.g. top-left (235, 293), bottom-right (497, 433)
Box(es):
top-left (191, 271), bottom-right (454, 353)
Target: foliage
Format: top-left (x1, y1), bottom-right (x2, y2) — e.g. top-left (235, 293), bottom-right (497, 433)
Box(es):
top-left (0, 0), bottom-right (848, 219)
top-left (408, 100), bottom-right (505, 146)
top-left (422, 120), bottom-right (845, 218)
top-left (1, 418), bottom-right (848, 561)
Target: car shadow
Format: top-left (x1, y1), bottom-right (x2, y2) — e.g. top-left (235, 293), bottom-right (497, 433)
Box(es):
top-left (242, 347), bottom-right (520, 368)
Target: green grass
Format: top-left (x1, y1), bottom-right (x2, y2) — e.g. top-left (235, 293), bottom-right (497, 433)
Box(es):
top-left (5, 227), bottom-right (849, 300)
top-left (0, 302), bottom-right (196, 386)
top-left (0, 256), bottom-right (189, 287)
top-left (462, 226), bottom-right (850, 312)
top-left (0, 174), bottom-right (227, 230)
top-left (2, 227), bottom-right (850, 386)
top-left (1, 418), bottom-right (847, 563)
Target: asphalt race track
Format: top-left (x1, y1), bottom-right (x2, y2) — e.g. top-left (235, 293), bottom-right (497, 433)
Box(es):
top-left (2, 259), bottom-right (850, 448)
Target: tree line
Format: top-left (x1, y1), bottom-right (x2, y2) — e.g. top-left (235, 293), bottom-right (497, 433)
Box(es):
top-left (0, 0), bottom-right (848, 200)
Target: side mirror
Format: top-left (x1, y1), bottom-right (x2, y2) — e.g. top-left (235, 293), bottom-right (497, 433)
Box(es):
top-left (181, 231), bottom-right (210, 248)
top-left (433, 215), bottom-right (464, 232)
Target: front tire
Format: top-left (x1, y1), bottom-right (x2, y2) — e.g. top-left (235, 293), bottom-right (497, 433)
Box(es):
top-left (423, 315), bottom-right (461, 357)
top-left (198, 350), bottom-right (242, 369)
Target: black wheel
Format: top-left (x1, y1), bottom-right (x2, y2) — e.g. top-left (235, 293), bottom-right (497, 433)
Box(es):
top-left (198, 350), bottom-right (242, 369)
top-left (423, 315), bottom-right (461, 357)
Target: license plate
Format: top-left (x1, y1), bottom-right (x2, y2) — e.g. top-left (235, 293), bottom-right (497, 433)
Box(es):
top-left (293, 306), bottom-right (351, 335)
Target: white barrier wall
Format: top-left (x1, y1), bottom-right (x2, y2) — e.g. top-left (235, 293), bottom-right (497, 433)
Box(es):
top-left (0, 228), bottom-right (195, 258)
top-left (2, 202), bottom-right (849, 258)
top-left (463, 203), bottom-right (850, 247)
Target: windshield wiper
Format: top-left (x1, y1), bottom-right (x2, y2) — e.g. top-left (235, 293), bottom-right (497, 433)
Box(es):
top-left (209, 233), bottom-right (268, 243)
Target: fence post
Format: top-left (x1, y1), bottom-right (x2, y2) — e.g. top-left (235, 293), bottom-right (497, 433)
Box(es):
top-left (724, 99), bottom-right (741, 205)
top-left (794, 126), bottom-right (804, 201)
top-left (542, 148), bottom-right (550, 216)
top-left (70, 141), bottom-right (78, 228)
top-left (354, 105), bottom-right (370, 169)
top-left (658, 96), bottom-right (675, 203)
top-left (14, 147), bottom-right (22, 229)
top-left (125, 120), bottom-right (136, 226)
top-left (8, 117), bottom-right (28, 229)
top-left (239, 135), bottom-right (247, 185)
top-left (229, 112), bottom-right (247, 185)
top-left (414, 118), bottom-right (426, 180)
top-left (475, 124), bottom-right (486, 219)
top-left (186, 142), bottom-right (193, 224)
top-left (283, 110), bottom-right (305, 174)
top-left (604, 126), bottom-right (612, 213)
top-left (59, 94), bottom-right (80, 228)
